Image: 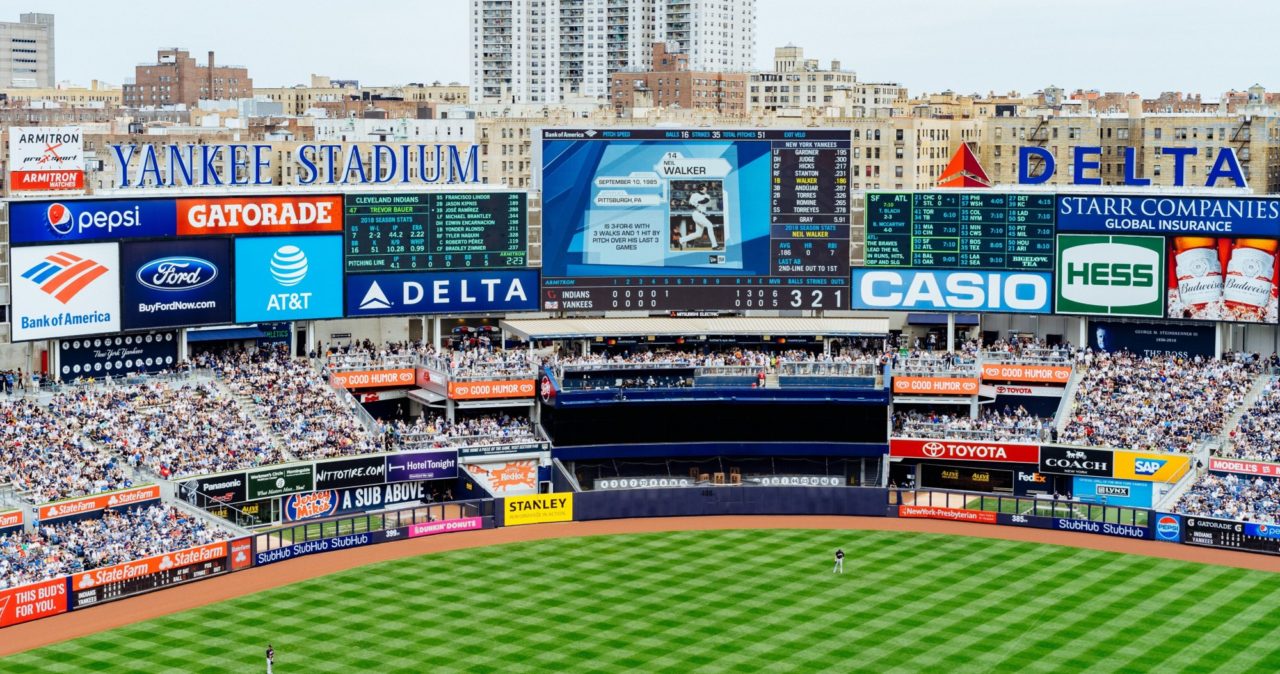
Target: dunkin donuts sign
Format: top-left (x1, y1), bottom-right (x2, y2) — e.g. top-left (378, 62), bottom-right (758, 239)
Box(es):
top-left (889, 438), bottom-right (1040, 464)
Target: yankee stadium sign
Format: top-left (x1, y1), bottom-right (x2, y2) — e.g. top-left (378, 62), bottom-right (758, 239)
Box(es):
top-left (107, 143), bottom-right (480, 189)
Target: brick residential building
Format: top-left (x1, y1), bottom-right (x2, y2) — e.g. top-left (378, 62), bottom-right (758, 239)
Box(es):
top-left (122, 49), bottom-right (253, 108)
top-left (610, 42), bottom-right (746, 116)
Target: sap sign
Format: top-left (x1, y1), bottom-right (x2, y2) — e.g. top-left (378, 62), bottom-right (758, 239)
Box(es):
top-left (851, 270), bottom-right (1051, 314)
top-left (9, 198), bottom-right (177, 244)
top-left (345, 270), bottom-right (539, 317)
top-left (121, 240), bottom-right (234, 330)
top-left (1019, 146), bottom-right (1246, 188)
top-left (234, 236), bottom-right (343, 322)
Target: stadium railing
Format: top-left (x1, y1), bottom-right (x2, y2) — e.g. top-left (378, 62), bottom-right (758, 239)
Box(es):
top-left (253, 498), bottom-right (494, 551)
top-left (888, 487), bottom-right (1151, 528)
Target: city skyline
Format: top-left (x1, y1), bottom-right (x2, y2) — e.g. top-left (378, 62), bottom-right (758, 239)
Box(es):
top-left (12, 0), bottom-right (1280, 98)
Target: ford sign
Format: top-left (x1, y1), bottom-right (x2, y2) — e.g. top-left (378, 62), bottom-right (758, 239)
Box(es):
top-left (136, 257), bottom-right (218, 292)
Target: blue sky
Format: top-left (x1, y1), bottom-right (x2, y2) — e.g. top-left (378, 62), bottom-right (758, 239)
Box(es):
top-left (16, 0), bottom-right (1280, 97)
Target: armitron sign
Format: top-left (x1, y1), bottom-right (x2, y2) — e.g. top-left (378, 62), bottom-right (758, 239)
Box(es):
top-left (889, 438), bottom-right (1040, 464)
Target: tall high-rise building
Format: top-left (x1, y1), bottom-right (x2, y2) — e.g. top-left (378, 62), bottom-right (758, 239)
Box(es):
top-left (471, 0), bottom-right (756, 104)
top-left (0, 13), bottom-right (55, 88)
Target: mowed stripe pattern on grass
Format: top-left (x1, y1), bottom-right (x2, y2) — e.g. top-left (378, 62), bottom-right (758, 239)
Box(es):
top-left (3, 529), bottom-right (1279, 673)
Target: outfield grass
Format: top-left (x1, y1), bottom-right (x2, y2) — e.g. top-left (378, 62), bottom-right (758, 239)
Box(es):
top-left (3, 529), bottom-right (1278, 673)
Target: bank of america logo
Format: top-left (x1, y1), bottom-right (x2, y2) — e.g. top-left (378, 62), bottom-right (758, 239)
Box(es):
top-left (358, 281), bottom-right (392, 310)
top-left (21, 251), bottom-right (109, 304)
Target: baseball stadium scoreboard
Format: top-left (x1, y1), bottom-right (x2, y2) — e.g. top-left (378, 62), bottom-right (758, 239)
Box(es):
top-left (344, 192), bottom-right (527, 273)
top-left (865, 192), bottom-right (1055, 271)
top-left (540, 129), bottom-right (851, 311)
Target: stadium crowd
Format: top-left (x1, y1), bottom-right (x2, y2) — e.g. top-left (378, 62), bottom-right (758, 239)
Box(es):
top-left (1176, 473), bottom-right (1280, 524)
top-left (385, 413), bottom-right (539, 450)
top-left (0, 397), bottom-right (131, 503)
top-left (1060, 352), bottom-right (1256, 453)
top-left (894, 407), bottom-right (1056, 442)
top-left (1223, 377), bottom-right (1280, 463)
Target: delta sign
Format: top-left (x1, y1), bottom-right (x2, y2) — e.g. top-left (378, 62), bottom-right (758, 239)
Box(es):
top-left (937, 144), bottom-right (1247, 189)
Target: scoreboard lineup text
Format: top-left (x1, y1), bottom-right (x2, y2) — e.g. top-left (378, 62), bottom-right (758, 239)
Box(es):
top-left (344, 192), bottom-right (527, 273)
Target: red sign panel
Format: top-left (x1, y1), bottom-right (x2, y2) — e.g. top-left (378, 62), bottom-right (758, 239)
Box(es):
top-left (229, 537), bottom-right (254, 571)
top-left (1208, 458), bottom-right (1280, 477)
top-left (981, 364), bottom-right (1072, 384)
top-left (448, 379), bottom-right (536, 400)
top-left (72, 542), bottom-right (227, 590)
top-left (177, 195), bottom-right (343, 235)
top-left (9, 170), bottom-right (84, 192)
top-left (0, 578), bottom-right (67, 628)
top-left (0, 510), bottom-right (22, 529)
top-left (38, 484), bottom-right (162, 521)
top-left (890, 438), bottom-right (1040, 464)
top-left (892, 377), bottom-right (979, 395)
top-left (329, 368), bottom-right (416, 390)
top-left (898, 505), bottom-right (998, 524)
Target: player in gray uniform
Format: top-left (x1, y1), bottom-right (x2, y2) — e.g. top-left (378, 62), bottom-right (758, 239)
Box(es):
top-left (678, 185), bottom-right (718, 249)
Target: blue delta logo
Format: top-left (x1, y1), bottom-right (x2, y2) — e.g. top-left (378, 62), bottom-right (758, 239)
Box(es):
top-left (1134, 458), bottom-right (1168, 476)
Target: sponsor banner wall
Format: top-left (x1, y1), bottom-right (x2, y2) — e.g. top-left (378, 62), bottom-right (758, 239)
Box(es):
top-left (9, 198), bottom-right (177, 245)
top-left (1088, 320), bottom-right (1215, 359)
top-left (11, 242), bottom-right (121, 341)
top-left (1056, 194), bottom-right (1280, 236)
top-left (0, 509), bottom-right (22, 534)
top-left (253, 533), bottom-right (377, 566)
top-left (1113, 451), bottom-right (1192, 483)
top-left (69, 541), bottom-right (230, 609)
top-left (920, 464), bottom-right (1012, 492)
top-left (229, 537), bottom-right (254, 571)
top-left (313, 455), bottom-right (388, 490)
top-left (58, 331), bottom-right (178, 379)
top-left (504, 493), bottom-right (573, 526)
top-left (7, 126), bottom-right (85, 193)
top-left (457, 441), bottom-right (546, 459)
top-left (385, 450), bottom-right (458, 483)
top-left (1000, 512), bottom-right (1152, 539)
top-left (206, 498), bottom-right (278, 529)
top-left (892, 376), bottom-right (979, 395)
top-left (991, 384), bottom-right (1065, 398)
top-left (329, 369), bottom-right (416, 390)
top-left (1055, 234), bottom-right (1165, 317)
top-left (234, 235), bottom-right (344, 323)
top-left (1181, 515), bottom-right (1280, 555)
top-left (448, 379), bottom-right (536, 400)
top-left (177, 195), bottom-right (343, 236)
top-left (38, 484), bottom-right (161, 522)
top-left (0, 578), bottom-right (68, 628)
top-left (465, 459), bottom-right (539, 495)
top-left (178, 472), bottom-right (248, 506)
top-left (282, 481), bottom-right (429, 522)
top-left (120, 239), bottom-right (234, 330)
top-left (1072, 476), bottom-right (1155, 508)
top-left (1039, 445), bottom-right (1114, 477)
top-left (897, 505), bottom-right (998, 524)
top-left (408, 517), bottom-right (484, 538)
top-left (1154, 512), bottom-right (1183, 543)
top-left (851, 269), bottom-right (1053, 314)
top-left (979, 364), bottom-right (1072, 384)
top-left (246, 465), bottom-right (315, 500)
top-left (1013, 469), bottom-right (1052, 495)
top-left (344, 269), bottom-right (539, 317)
top-left (1165, 236), bottom-right (1279, 324)
top-left (1208, 457), bottom-right (1280, 477)
top-left (889, 438), bottom-right (1040, 464)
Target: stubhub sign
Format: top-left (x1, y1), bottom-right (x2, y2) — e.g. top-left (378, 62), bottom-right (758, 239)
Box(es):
top-left (851, 269), bottom-right (1051, 314)
top-left (9, 198), bottom-right (177, 245)
top-left (345, 270), bottom-right (539, 317)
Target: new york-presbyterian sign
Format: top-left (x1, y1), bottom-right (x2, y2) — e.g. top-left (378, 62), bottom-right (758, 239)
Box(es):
top-left (108, 143), bottom-right (480, 189)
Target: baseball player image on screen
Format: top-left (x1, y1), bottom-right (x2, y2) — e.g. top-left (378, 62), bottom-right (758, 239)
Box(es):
top-left (669, 180), bottom-right (726, 253)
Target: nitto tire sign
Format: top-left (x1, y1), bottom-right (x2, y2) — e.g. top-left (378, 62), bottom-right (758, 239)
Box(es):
top-left (1055, 235), bottom-right (1165, 317)
top-left (1039, 445), bottom-right (1114, 477)
top-left (313, 455), bottom-right (387, 490)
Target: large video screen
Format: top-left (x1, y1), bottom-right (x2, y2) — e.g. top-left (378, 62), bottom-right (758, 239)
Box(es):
top-left (541, 129), bottom-right (851, 311)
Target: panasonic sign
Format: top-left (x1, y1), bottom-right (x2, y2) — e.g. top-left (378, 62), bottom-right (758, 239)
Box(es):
top-left (851, 270), bottom-right (1051, 313)
top-left (1055, 235), bottom-right (1165, 317)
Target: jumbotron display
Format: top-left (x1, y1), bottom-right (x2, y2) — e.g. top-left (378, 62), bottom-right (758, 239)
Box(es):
top-left (343, 192), bottom-right (527, 273)
top-left (540, 129), bottom-right (851, 311)
top-left (865, 192), bottom-right (1055, 271)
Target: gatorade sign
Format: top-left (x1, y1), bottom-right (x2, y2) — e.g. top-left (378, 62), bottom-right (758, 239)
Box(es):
top-left (1055, 234), bottom-right (1165, 317)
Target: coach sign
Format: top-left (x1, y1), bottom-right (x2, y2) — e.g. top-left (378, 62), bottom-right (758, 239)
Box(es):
top-left (1039, 446), bottom-right (1114, 477)
top-left (889, 438), bottom-right (1039, 464)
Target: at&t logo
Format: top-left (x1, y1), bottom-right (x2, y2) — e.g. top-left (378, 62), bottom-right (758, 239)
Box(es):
top-left (267, 245), bottom-right (311, 312)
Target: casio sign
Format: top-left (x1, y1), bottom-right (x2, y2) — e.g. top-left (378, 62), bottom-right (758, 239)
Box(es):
top-left (852, 270), bottom-right (1050, 313)
top-left (1060, 242), bottom-right (1159, 306)
top-left (137, 257), bottom-right (218, 292)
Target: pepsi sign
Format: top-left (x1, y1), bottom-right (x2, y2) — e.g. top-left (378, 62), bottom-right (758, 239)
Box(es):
top-left (9, 198), bottom-right (176, 245)
top-left (120, 240), bottom-right (234, 330)
top-left (1155, 513), bottom-right (1182, 542)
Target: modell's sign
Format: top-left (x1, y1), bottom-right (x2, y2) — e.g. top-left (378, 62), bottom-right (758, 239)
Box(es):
top-left (177, 195), bottom-right (343, 235)
top-left (889, 438), bottom-right (1039, 464)
top-left (38, 484), bottom-right (162, 521)
top-left (8, 126), bottom-right (85, 193)
top-left (1208, 458), bottom-right (1280, 477)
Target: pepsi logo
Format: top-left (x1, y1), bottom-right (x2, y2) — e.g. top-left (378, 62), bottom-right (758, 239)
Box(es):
top-left (137, 257), bottom-right (218, 292)
top-left (47, 203), bottom-right (73, 235)
top-left (1156, 515), bottom-right (1180, 541)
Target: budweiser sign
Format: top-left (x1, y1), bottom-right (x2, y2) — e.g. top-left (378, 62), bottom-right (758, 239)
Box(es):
top-left (890, 438), bottom-right (1040, 464)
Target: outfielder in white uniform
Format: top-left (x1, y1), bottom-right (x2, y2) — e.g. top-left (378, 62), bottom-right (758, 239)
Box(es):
top-left (678, 186), bottom-right (718, 249)
top-left (833, 548), bottom-right (845, 573)
top-left (266, 645), bottom-right (274, 674)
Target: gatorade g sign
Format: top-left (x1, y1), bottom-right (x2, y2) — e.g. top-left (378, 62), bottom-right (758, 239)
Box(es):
top-left (889, 438), bottom-right (1039, 463)
top-left (1056, 235), bottom-right (1165, 317)
top-left (851, 270), bottom-right (1051, 314)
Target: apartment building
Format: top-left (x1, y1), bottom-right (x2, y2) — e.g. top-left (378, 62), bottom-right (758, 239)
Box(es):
top-left (122, 49), bottom-right (253, 108)
top-left (0, 13), bottom-right (54, 88)
top-left (609, 42), bottom-right (746, 115)
top-left (748, 45), bottom-right (903, 117)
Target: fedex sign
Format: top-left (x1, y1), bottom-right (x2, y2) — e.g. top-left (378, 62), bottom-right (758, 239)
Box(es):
top-left (1018, 146), bottom-right (1247, 188)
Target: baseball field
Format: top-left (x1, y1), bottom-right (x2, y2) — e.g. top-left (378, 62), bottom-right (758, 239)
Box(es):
top-left (3, 527), bottom-right (1278, 673)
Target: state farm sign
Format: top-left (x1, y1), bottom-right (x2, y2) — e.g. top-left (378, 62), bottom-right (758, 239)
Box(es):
top-left (890, 438), bottom-right (1040, 464)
